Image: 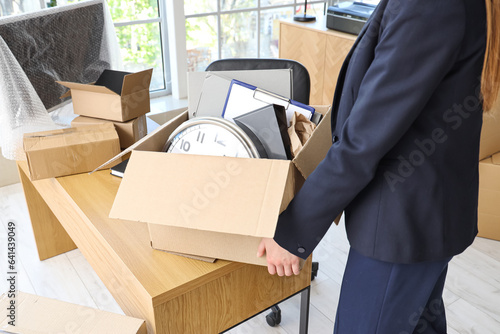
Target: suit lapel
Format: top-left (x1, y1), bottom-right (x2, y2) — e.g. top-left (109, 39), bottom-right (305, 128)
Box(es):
top-left (330, 1), bottom-right (385, 133)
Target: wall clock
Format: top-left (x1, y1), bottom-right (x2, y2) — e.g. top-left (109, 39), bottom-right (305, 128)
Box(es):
top-left (162, 117), bottom-right (265, 158)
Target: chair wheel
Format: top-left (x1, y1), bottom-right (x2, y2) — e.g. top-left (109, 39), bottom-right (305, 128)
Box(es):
top-left (265, 305), bottom-right (281, 327)
top-left (311, 261), bottom-right (319, 281)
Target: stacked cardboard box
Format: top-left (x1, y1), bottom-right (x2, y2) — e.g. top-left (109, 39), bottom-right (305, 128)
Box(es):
top-left (60, 69), bottom-right (153, 149)
top-left (23, 123), bottom-right (121, 180)
top-left (72, 115), bottom-right (147, 150)
top-left (478, 154), bottom-right (500, 241)
top-left (478, 107), bottom-right (500, 241)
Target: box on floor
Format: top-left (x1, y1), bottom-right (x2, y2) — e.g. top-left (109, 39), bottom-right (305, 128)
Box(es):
top-left (107, 106), bottom-right (334, 266)
top-left (23, 123), bottom-right (120, 180)
top-left (72, 115), bottom-right (147, 149)
top-left (479, 102), bottom-right (500, 160)
top-left (478, 152), bottom-right (500, 241)
top-left (0, 291), bottom-right (146, 334)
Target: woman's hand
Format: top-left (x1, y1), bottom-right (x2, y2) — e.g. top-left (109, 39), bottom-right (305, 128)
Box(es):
top-left (257, 238), bottom-right (301, 276)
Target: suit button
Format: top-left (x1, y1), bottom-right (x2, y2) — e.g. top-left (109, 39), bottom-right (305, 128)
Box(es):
top-left (332, 135), bottom-right (338, 143)
top-left (297, 246), bottom-right (306, 254)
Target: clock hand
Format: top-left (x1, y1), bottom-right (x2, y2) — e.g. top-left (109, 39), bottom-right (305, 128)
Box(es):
top-left (214, 133), bottom-right (226, 147)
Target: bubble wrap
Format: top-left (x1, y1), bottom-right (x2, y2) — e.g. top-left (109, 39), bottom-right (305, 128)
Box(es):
top-left (0, 36), bottom-right (58, 161)
top-left (0, 0), bottom-right (121, 160)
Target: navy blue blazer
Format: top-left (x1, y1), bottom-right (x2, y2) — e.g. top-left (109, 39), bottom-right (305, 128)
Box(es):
top-left (274, 0), bottom-right (487, 263)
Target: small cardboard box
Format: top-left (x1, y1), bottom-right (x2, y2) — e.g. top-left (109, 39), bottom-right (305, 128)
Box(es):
top-left (72, 115), bottom-right (147, 149)
top-left (0, 291), bottom-right (146, 333)
top-left (478, 153), bottom-right (500, 241)
top-left (23, 123), bottom-right (120, 181)
top-left (108, 106), bottom-right (332, 266)
top-left (58, 69), bottom-right (153, 122)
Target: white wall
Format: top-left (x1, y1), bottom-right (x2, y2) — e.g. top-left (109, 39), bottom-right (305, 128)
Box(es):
top-left (0, 148), bottom-right (19, 187)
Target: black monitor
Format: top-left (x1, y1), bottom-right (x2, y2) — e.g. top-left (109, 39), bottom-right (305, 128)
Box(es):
top-left (0, 0), bottom-right (113, 111)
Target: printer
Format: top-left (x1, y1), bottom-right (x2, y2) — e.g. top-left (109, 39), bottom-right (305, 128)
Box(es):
top-left (326, 1), bottom-right (377, 35)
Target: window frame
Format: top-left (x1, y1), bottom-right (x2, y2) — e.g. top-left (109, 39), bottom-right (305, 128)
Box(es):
top-left (164, 0), bottom-right (326, 99)
top-left (184, 1), bottom-right (326, 59)
top-left (112, 0), bottom-right (172, 98)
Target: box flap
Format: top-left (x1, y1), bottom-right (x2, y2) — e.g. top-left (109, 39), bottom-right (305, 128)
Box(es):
top-left (293, 105), bottom-right (332, 179)
top-left (90, 110), bottom-right (188, 173)
top-left (110, 151), bottom-right (292, 238)
top-left (57, 80), bottom-right (116, 95)
top-left (0, 291), bottom-right (146, 334)
top-left (149, 224), bottom-right (267, 266)
top-left (71, 116), bottom-right (110, 126)
top-left (121, 68), bottom-right (153, 96)
top-left (94, 69), bottom-right (131, 95)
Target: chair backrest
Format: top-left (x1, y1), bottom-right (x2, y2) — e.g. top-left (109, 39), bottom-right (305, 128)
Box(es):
top-left (205, 58), bottom-right (311, 105)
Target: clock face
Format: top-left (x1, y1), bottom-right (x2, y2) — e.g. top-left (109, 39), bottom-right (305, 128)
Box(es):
top-left (163, 117), bottom-right (260, 158)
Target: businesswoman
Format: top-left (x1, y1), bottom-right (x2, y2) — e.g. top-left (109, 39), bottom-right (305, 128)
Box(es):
top-left (258, 0), bottom-right (500, 333)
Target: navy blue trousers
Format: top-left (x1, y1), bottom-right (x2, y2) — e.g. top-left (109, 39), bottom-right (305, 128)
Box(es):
top-left (334, 248), bottom-right (451, 334)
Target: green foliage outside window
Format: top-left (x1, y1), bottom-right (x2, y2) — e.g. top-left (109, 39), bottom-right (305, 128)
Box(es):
top-left (107, 0), bottom-right (160, 71)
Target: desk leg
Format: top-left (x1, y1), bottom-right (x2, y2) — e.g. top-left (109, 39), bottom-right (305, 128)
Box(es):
top-left (299, 286), bottom-right (310, 334)
top-left (18, 164), bottom-right (77, 260)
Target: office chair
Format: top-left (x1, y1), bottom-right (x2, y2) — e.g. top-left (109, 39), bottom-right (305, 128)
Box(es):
top-left (205, 58), bottom-right (311, 105)
top-left (206, 58), bottom-right (317, 328)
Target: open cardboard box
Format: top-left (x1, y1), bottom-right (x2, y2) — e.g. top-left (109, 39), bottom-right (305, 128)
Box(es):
top-left (478, 152), bottom-right (500, 241)
top-left (107, 106), bottom-right (333, 266)
top-left (58, 69), bottom-right (153, 122)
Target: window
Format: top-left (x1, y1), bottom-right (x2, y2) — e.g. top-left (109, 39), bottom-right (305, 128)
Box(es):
top-left (108, 0), bottom-right (170, 95)
top-left (184, 0), bottom-right (326, 72)
top-left (0, 0), bottom-right (43, 16)
top-left (0, 0), bottom-right (170, 96)
top-left (1, 0), bottom-right (328, 98)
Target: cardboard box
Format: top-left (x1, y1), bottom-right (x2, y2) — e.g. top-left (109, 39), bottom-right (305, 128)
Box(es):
top-left (492, 151), bottom-right (500, 165)
top-left (479, 103), bottom-right (500, 160)
top-left (72, 115), bottom-right (147, 149)
top-left (108, 106), bottom-right (332, 266)
top-left (478, 153), bottom-right (500, 241)
top-left (58, 69), bottom-right (153, 122)
top-left (23, 123), bottom-right (120, 181)
top-left (0, 291), bottom-right (146, 333)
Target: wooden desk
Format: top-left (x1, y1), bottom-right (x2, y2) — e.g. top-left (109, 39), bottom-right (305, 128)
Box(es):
top-left (279, 17), bottom-right (356, 105)
top-left (17, 162), bottom-right (312, 333)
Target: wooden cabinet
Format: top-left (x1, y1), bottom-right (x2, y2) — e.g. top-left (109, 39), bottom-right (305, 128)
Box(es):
top-left (279, 17), bottom-right (356, 105)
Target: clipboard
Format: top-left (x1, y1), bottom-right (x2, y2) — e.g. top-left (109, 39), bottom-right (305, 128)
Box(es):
top-left (187, 69), bottom-right (292, 119)
top-left (222, 80), bottom-right (315, 125)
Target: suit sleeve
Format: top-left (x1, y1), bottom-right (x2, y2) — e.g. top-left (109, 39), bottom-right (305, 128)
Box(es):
top-left (273, 0), bottom-right (466, 258)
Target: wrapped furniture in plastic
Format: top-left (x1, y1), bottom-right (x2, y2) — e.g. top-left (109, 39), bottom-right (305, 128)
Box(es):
top-left (0, 0), bottom-right (120, 160)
